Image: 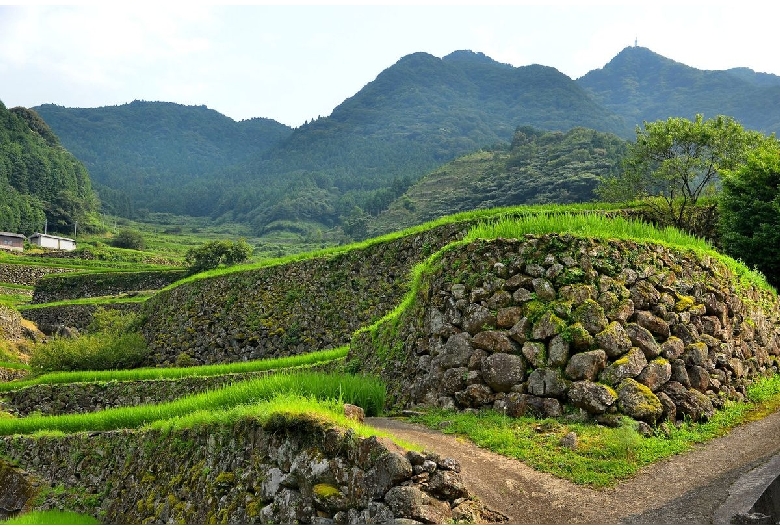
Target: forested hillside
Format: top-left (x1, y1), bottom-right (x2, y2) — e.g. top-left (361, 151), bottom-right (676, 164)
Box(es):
top-left (0, 102), bottom-right (99, 235)
top-left (34, 51), bottom-right (628, 236)
top-left (33, 101), bottom-right (292, 219)
top-left (367, 126), bottom-right (628, 236)
top-left (579, 46), bottom-right (780, 134)
top-left (30, 46), bottom-right (780, 241)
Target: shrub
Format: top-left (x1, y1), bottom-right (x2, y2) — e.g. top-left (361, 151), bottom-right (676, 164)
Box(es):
top-left (110, 229), bottom-right (146, 250)
top-left (185, 239), bottom-right (253, 274)
top-left (30, 309), bottom-right (147, 374)
top-left (28, 331), bottom-right (148, 374)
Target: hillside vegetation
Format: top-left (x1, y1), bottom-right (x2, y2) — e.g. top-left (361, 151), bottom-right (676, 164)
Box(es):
top-left (0, 102), bottom-right (99, 235)
top-left (31, 46), bottom-right (780, 243)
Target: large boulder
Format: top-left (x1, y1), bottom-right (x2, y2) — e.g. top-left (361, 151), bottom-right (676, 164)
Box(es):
top-left (481, 353), bottom-right (526, 393)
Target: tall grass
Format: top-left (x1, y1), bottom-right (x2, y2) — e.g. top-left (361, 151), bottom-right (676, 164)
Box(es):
top-left (1, 510), bottom-right (100, 525)
top-left (465, 212), bottom-right (713, 250)
top-left (0, 372), bottom-right (385, 436)
top-left (0, 347), bottom-right (348, 392)
top-left (466, 212), bottom-right (775, 294)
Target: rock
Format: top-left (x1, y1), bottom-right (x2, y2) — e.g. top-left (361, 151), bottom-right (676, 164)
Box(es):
top-left (599, 348), bottom-right (647, 386)
top-left (384, 486), bottom-right (452, 524)
top-left (439, 333), bottom-right (475, 369)
top-left (462, 305), bottom-right (496, 335)
top-left (496, 306), bottom-right (523, 328)
top-left (683, 342), bottom-right (714, 371)
top-left (439, 367), bottom-right (469, 396)
top-left (568, 380), bottom-right (617, 414)
top-left (425, 470), bottom-right (468, 500)
top-left (454, 384), bottom-right (494, 408)
top-left (532, 278), bottom-right (557, 301)
top-left (636, 311), bottom-right (671, 339)
top-left (573, 300), bottom-right (608, 335)
top-left (547, 335), bottom-right (570, 368)
top-left (636, 358), bottom-right (672, 391)
top-left (527, 368), bottom-right (569, 398)
top-left (507, 317), bottom-right (531, 344)
top-left (343, 404), bottom-right (365, 423)
top-left (630, 281), bottom-right (661, 310)
top-left (521, 342), bottom-right (547, 368)
top-left (662, 381), bottom-right (715, 422)
top-left (660, 336), bottom-right (685, 360)
top-left (566, 322), bottom-right (595, 351)
top-left (595, 321), bottom-right (633, 358)
top-left (505, 393), bottom-right (562, 418)
top-left (617, 378), bottom-right (663, 424)
top-left (686, 365), bottom-right (711, 393)
top-left (532, 312), bottom-right (566, 341)
top-left (626, 323), bottom-right (661, 359)
top-left (481, 353), bottom-right (526, 393)
top-left (471, 331), bottom-right (517, 354)
top-left (560, 432), bottom-right (578, 450)
top-left (565, 349), bottom-right (607, 381)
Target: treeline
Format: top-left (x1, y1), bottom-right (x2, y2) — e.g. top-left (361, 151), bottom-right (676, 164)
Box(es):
top-left (0, 102), bottom-right (99, 235)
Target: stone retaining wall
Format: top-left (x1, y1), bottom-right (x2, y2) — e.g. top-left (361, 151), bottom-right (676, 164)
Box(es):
top-left (139, 223), bottom-right (468, 367)
top-left (20, 303), bottom-right (141, 335)
top-left (31, 270), bottom-right (187, 304)
top-left (0, 362), bottom-right (340, 417)
top-left (0, 416), bottom-right (496, 524)
top-left (0, 264), bottom-right (74, 286)
top-left (351, 235), bottom-right (780, 425)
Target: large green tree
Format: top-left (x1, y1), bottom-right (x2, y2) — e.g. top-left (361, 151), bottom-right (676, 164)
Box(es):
top-left (719, 141), bottom-right (780, 287)
top-left (597, 114), bottom-right (765, 231)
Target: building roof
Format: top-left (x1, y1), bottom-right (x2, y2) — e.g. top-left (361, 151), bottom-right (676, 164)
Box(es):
top-left (29, 233), bottom-right (76, 242)
top-left (0, 232), bottom-right (26, 239)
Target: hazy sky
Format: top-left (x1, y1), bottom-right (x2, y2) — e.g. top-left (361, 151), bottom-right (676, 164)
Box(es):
top-left (0, 2), bottom-right (775, 127)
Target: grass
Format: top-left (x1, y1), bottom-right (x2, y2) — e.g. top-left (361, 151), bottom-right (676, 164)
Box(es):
top-left (0, 347), bottom-right (348, 391)
top-left (406, 373), bottom-right (780, 487)
top-left (465, 212), bottom-right (775, 294)
top-left (1, 510), bottom-right (100, 525)
top-left (0, 371), bottom-right (386, 435)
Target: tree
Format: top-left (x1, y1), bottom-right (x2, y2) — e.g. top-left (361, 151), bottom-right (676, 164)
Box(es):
top-left (719, 141), bottom-right (780, 287)
top-left (185, 239), bottom-right (253, 274)
top-left (111, 229), bottom-right (146, 250)
top-left (597, 115), bottom-right (765, 231)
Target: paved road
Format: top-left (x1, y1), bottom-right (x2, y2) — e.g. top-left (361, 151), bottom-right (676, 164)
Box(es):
top-left (368, 411), bottom-right (780, 524)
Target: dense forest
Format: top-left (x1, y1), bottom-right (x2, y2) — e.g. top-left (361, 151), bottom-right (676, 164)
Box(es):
top-left (367, 126), bottom-right (628, 236)
top-left (0, 102), bottom-right (99, 235)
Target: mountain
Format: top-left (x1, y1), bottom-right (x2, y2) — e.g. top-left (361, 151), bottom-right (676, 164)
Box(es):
top-left (578, 46), bottom-right (780, 133)
top-left (0, 102), bottom-right (99, 235)
top-left (34, 51), bottom-right (629, 234)
top-left (30, 47), bottom-right (780, 240)
top-left (367, 126), bottom-right (628, 236)
top-left (33, 101), bottom-right (292, 218)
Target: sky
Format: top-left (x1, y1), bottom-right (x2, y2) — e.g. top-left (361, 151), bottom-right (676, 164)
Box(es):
top-left (0, 2), bottom-right (777, 128)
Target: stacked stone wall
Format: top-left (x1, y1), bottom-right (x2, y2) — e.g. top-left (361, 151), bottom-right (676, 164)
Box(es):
top-left (0, 416), bottom-right (497, 524)
top-left (351, 235), bottom-right (780, 425)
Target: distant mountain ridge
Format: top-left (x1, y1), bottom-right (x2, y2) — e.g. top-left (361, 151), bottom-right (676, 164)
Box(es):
top-left (29, 46), bottom-right (780, 239)
top-left (578, 46), bottom-right (780, 133)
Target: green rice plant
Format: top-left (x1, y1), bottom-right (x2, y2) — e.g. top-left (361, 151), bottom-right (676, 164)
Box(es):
top-left (1, 510), bottom-right (100, 525)
top-left (28, 331), bottom-right (148, 374)
top-left (0, 347), bottom-right (348, 392)
top-left (0, 372), bottom-right (386, 436)
top-left (147, 393), bottom-right (418, 451)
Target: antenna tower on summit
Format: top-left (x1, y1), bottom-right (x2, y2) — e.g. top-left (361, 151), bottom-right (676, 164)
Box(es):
top-left (635, 37), bottom-right (638, 47)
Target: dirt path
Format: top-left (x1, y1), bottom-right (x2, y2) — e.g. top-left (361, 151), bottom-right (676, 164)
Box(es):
top-left (367, 411), bottom-right (780, 524)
